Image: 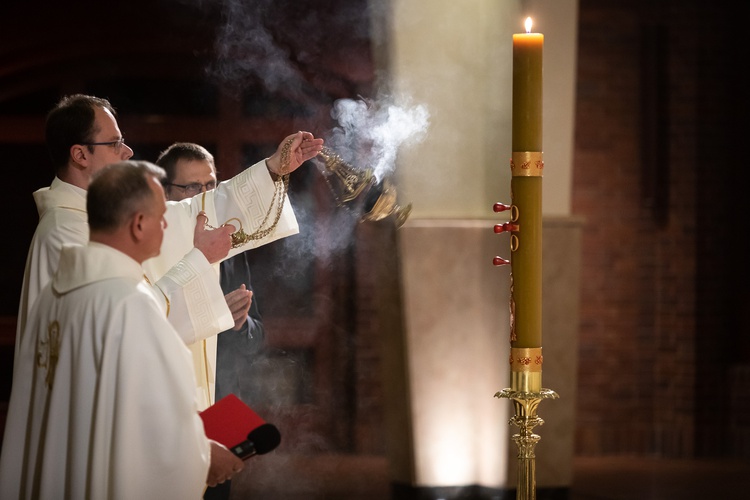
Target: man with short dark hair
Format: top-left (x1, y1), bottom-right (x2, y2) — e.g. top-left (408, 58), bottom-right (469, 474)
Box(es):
top-left (0, 161), bottom-right (243, 499)
top-left (157, 142), bottom-right (269, 500)
top-left (157, 142), bottom-right (264, 364)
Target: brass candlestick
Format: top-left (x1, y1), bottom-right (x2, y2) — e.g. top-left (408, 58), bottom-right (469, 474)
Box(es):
top-left (495, 350), bottom-right (558, 500)
top-left (493, 146), bottom-right (555, 498)
top-left (315, 146), bottom-right (411, 227)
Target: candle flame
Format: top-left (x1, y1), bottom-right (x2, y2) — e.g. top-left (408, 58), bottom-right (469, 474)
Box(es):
top-left (525, 17), bottom-right (533, 33)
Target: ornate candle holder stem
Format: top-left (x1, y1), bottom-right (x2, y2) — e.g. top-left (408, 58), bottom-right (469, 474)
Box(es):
top-left (495, 354), bottom-right (558, 500)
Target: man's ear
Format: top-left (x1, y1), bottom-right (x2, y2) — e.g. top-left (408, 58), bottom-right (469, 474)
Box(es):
top-left (131, 213), bottom-right (145, 241)
top-left (70, 144), bottom-right (88, 168)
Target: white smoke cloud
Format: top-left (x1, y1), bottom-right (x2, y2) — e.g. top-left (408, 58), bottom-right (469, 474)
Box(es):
top-left (326, 96), bottom-right (430, 180)
top-left (209, 0), bottom-right (303, 96)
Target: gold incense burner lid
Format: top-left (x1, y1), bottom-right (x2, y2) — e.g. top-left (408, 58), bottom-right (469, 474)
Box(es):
top-left (316, 146), bottom-right (411, 228)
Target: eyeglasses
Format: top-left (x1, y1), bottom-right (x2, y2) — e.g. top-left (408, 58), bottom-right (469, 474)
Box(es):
top-left (81, 137), bottom-right (127, 154)
top-left (165, 181), bottom-right (217, 197)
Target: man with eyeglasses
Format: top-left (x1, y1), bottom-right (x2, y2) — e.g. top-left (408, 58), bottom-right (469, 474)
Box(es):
top-left (157, 142), bottom-right (265, 500)
top-left (167, 179), bottom-right (219, 197)
top-left (157, 143), bottom-right (262, 359)
top-left (14, 94), bottom-right (324, 412)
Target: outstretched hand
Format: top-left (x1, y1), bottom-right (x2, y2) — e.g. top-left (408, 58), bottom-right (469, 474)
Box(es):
top-left (265, 131), bottom-right (324, 177)
top-left (193, 211), bottom-right (233, 264)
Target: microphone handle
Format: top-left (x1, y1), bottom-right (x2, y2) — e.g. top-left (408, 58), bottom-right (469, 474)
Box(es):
top-left (230, 439), bottom-right (257, 459)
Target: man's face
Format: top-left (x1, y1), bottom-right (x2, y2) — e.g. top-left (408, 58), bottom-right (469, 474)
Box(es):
top-left (84, 107), bottom-right (134, 178)
top-left (141, 177), bottom-right (168, 261)
top-left (165, 158), bottom-right (217, 201)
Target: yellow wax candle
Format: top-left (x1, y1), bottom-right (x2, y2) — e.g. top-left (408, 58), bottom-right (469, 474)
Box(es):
top-left (510, 175), bottom-right (542, 348)
top-left (512, 18), bottom-right (543, 152)
top-left (509, 18), bottom-right (543, 350)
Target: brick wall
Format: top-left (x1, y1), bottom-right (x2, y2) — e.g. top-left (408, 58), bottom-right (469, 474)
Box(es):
top-left (573, 0), bottom-right (750, 457)
top-left (573, 0), bottom-right (749, 457)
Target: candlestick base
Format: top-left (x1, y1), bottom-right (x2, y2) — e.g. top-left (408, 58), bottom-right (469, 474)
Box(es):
top-left (495, 377), bottom-right (558, 500)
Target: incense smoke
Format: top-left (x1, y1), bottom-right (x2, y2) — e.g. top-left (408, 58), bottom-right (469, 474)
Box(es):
top-left (325, 96), bottom-right (430, 181)
top-left (208, 0), bottom-right (302, 96)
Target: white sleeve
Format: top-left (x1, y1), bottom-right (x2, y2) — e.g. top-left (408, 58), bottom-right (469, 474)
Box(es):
top-left (144, 159), bottom-right (300, 281)
top-left (207, 158), bottom-right (300, 261)
top-left (141, 159), bottom-right (299, 343)
top-left (154, 248), bottom-right (234, 345)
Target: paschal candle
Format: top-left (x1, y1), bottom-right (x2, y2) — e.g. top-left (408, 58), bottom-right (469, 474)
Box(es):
top-left (510, 18), bottom-right (543, 350)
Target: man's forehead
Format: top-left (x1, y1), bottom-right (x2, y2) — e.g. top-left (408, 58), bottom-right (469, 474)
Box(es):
top-left (95, 106), bottom-right (115, 120)
top-left (93, 106), bottom-right (119, 133)
top-left (174, 158), bottom-right (216, 177)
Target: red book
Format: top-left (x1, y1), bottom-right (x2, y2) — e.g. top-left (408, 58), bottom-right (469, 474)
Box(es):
top-left (199, 394), bottom-right (281, 459)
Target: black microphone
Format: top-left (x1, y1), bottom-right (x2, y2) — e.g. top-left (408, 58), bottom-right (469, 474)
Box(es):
top-left (229, 422), bottom-right (281, 459)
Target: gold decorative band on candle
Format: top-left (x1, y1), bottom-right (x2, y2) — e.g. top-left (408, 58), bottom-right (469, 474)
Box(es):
top-left (509, 347), bottom-right (543, 372)
top-left (510, 151), bottom-right (544, 177)
top-left (509, 348), bottom-right (543, 394)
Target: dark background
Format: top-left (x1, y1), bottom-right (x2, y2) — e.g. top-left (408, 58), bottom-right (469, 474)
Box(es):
top-left (2, 0), bottom-right (750, 488)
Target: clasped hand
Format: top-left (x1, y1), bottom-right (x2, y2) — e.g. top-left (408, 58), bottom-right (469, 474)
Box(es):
top-left (225, 284), bottom-right (252, 331)
top-left (193, 211), bottom-right (234, 264)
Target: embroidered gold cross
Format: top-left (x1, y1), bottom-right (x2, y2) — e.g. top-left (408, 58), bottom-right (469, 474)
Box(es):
top-left (36, 320), bottom-right (60, 388)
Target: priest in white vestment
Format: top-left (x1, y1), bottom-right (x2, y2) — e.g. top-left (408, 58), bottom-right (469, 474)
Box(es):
top-left (15, 94), bottom-right (323, 410)
top-left (0, 161), bottom-right (244, 500)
